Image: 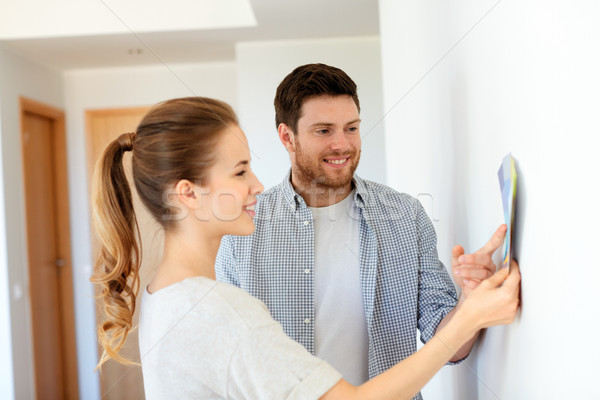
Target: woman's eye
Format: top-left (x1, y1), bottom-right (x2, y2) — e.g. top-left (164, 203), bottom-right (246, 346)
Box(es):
top-left (236, 170), bottom-right (247, 177)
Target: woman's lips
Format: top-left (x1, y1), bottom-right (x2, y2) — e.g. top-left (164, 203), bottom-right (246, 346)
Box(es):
top-left (243, 202), bottom-right (256, 217)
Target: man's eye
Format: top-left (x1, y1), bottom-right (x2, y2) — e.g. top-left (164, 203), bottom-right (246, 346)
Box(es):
top-left (317, 129), bottom-right (329, 134)
top-left (348, 126), bottom-right (358, 132)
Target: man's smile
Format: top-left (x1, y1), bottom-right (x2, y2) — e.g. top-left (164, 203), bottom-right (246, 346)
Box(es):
top-left (323, 156), bottom-right (351, 167)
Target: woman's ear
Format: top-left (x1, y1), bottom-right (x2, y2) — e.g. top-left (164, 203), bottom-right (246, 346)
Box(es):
top-left (174, 179), bottom-right (200, 209)
top-left (278, 123), bottom-right (296, 153)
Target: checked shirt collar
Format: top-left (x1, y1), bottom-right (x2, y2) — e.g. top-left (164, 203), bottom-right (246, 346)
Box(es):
top-left (279, 169), bottom-right (368, 213)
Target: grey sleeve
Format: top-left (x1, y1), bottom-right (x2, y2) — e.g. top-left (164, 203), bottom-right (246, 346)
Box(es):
top-left (414, 201), bottom-right (459, 345)
top-left (227, 321), bottom-right (342, 400)
top-left (215, 235), bottom-right (240, 287)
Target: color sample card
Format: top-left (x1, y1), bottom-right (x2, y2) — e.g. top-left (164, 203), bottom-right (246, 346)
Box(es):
top-left (498, 153), bottom-right (517, 268)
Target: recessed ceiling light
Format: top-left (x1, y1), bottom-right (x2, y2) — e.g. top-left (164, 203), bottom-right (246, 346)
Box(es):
top-left (128, 48), bottom-right (143, 55)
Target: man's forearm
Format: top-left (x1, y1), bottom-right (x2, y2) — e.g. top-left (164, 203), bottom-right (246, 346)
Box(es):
top-left (437, 295), bottom-right (480, 362)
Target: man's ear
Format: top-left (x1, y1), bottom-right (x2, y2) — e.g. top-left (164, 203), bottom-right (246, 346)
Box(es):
top-left (174, 179), bottom-right (200, 209)
top-left (278, 123), bottom-right (296, 153)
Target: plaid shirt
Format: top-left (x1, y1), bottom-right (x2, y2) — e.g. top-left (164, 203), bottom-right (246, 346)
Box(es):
top-left (216, 172), bottom-right (459, 398)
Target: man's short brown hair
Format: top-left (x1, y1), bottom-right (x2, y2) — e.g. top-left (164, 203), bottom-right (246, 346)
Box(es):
top-left (274, 63), bottom-right (360, 133)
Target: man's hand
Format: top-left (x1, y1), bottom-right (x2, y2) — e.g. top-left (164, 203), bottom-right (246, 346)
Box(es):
top-left (452, 224), bottom-right (507, 297)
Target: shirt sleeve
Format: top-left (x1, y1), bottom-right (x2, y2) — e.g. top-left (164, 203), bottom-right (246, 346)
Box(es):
top-left (227, 320), bottom-right (342, 400)
top-left (414, 201), bottom-right (460, 347)
top-left (215, 235), bottom-right (241, 287)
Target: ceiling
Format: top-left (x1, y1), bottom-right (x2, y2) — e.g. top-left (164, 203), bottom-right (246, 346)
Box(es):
top-left (0, 0), bottom-right (380, 71)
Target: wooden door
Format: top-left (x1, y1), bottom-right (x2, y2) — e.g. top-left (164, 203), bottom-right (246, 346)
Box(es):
top-left (86, 107), bottom-right (162, 400)
top-left (20, 98), bottom-right (79, 399)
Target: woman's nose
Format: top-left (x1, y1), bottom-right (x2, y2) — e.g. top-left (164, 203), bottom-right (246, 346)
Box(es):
top-left (251, 172), bottom-right (264, 195)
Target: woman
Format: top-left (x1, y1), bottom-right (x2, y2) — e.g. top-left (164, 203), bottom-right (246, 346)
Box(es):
top-left (91, 97), bottom-right (520, 400)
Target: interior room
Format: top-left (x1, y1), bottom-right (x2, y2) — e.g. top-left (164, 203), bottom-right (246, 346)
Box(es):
top-left (0, 1), bottom-right (598, 399)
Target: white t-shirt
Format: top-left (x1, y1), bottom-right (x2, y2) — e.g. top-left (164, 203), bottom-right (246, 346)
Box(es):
top-left (139, 277), bottom-right (341, 400)
top-left (309, 190), bottom-right (370, 385)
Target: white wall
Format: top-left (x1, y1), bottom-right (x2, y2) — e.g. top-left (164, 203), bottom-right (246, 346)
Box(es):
top-left (0, 45), bottom-right (64, 400)
top-left (63, 61), bottom-right (237, 399)
top-left (380, 1), bottom-right (600, 399)
top-left (0, 90), bottom-right (15, 400)
top-left (236, 37), bottom-right (386, 190)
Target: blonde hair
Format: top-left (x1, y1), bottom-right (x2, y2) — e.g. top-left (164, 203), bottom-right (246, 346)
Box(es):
top-left (90, 97), bottom-right (238, 367)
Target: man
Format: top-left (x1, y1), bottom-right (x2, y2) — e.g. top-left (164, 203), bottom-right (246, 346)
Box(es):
top-left (216, 63), bottom-right (503, 398)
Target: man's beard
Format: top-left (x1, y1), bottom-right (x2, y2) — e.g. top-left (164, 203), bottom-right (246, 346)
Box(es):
top-left (293, 143), bottom-right (361, 191)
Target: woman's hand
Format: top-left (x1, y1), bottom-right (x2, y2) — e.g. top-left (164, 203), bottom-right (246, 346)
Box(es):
top-left (457, 260), bottom-right (521, 332)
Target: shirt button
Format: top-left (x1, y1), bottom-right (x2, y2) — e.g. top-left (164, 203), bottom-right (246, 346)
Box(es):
top-left (304, 269), bottom-right (310, 274)
top-left (304, 318), bottom-right (311, 324)
top-left (303, 220), bottom-right (310, 226)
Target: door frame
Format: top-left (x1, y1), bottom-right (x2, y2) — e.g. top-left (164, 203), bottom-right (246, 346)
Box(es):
top-left (20, 97), bottom-right (79, 399)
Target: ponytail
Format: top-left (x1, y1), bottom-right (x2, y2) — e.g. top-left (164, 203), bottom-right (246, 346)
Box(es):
top-left (90, 132), bottom-right (142, 367)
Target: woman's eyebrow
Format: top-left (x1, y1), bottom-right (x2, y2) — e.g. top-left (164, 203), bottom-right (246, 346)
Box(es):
top-left (233, 160), bottom-right (249, 168)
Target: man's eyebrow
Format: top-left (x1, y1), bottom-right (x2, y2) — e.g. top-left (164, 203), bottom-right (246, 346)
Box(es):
top-left (308, 119), bottom-right (361, 128)
top-left (308, 122), bottom-right (334, 128)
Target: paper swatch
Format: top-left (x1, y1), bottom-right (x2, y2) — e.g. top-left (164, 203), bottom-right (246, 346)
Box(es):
top-left (498, 153), bottom-right (517, 268)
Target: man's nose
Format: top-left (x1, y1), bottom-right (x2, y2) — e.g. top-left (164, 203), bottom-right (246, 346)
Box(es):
top-left (329, 131), bottom-right (352, 152)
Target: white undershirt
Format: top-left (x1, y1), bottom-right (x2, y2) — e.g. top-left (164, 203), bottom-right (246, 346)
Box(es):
top-left (310, 190), bottom-right (369, 385)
